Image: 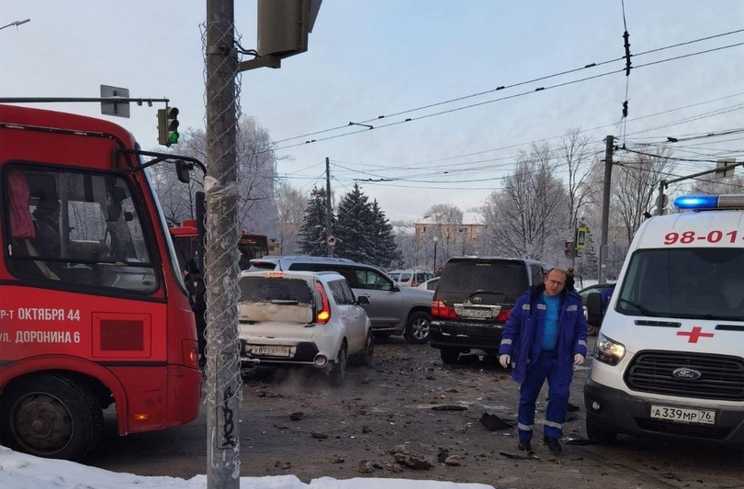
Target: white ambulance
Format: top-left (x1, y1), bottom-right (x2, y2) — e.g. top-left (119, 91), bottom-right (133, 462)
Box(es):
top-left (584, 194), bottom-right (744, 447)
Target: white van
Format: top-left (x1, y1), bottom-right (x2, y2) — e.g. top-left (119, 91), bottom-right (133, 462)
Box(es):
top-left (584, 194), bottom-right (744, 447)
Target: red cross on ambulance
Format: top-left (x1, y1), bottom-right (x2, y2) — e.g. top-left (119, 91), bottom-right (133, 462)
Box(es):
top-left (676, 326), bottom-right (715, 343)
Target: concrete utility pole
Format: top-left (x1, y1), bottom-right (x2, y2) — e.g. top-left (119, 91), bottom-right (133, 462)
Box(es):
top-left (205, 0), bottom-right (240, 488)
top-left (325, 156), bottom-right (334, 257)
top-left (598, 135), bottom-right (614, 284)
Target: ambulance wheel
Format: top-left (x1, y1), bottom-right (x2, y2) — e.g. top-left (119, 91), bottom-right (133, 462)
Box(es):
top-left (587, 325), bottom-right (599, 336)
top-left (0, 373), bottom-right (103, 461)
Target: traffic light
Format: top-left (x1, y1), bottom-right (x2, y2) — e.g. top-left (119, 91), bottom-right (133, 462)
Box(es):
top-left (157, 107), bottom-right (180, 146)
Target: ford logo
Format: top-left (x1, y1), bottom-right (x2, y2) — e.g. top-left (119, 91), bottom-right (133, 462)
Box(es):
top-left (672, 368), bottom-right (702, 380)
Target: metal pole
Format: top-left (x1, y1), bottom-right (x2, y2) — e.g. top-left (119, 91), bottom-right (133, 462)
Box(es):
top-left (570, 222), bottom-right (577, 272)
top-left (325, 156), bottom-right (333, 257)
top-left (598, 135), bottom-right (614, 283)
top-left (205, 0), bottom-right (240, 488)
top-left (656, 181), bottom-right (666, 216)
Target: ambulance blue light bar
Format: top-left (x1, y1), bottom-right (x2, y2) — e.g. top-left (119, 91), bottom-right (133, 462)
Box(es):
top-left (674, 194), bottom-right (744, 210)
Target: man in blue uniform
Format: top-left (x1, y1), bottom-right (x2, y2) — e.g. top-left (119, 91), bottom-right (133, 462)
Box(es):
top-left (499, 268), bottom-right (588, 454)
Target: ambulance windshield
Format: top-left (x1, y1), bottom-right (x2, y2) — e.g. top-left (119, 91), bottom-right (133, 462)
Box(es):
top-left (616, 248), bottom-right (744, 321)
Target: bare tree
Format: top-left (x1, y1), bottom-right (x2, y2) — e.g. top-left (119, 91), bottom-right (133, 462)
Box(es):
top-left (423, 203), bottom-right (464, 264)
top-left (560, 128), bottom-right (592, 230)
top-left (482, 143), bottom-right (569, 263)
top-left (689, 172), bottom-right (744, 195)
top-left (614, 146), bottom-right (675, 245)
top-left (148, 118), bottom-right (279, 237)
top-left (146, 127), bottom-right (205, 225)
top-left (235, 117), bottom-right (278, 237)
top-left (275, 182), bottom-right (307, 255)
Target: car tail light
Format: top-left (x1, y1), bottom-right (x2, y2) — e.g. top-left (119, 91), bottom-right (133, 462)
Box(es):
top-left (495, 308), bottom-right (511, 322)
top-left (432, 299), bottom-right (458, 319)
top-left (315, 283), bottom-right (331, 324)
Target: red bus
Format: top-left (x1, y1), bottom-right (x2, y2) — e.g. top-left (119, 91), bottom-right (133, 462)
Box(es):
top-left (169, 219), bottom-right (269, 271)
top-left (0, 104), bottom-right (203, 461)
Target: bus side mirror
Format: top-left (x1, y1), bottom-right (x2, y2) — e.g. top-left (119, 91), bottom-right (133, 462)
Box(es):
top-left (175, 159), bottom-right (192, 184)
top-left (586, 293), bottom-right (604, 326)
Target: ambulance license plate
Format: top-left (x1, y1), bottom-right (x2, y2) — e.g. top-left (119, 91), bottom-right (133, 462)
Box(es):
top-left (650, 405), bottom-right (715, 425)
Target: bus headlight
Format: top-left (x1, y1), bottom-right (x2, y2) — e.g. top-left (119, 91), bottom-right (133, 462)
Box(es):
top-left (594, 333), bottom-right (626, 366)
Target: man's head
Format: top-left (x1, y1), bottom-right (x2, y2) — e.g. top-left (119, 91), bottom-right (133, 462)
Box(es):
top-left (543, 268), bottom-right (567, 297)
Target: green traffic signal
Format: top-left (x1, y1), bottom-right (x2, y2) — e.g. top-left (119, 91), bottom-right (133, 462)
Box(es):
top-left (168, 131), bottom-right (180, 144)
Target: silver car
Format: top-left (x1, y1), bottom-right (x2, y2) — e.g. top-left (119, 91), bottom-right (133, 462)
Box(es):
top-left (249, 256), bottom-right (434, 344)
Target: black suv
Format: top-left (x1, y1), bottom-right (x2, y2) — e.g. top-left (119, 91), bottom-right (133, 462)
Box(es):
top-left (430, 257), bottom-right (551, 364)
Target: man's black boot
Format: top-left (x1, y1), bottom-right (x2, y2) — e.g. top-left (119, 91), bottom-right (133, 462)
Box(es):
top-left (517, 439), bottom-right (531, 451)
top-left (543, 436), bottom-right (562, 454)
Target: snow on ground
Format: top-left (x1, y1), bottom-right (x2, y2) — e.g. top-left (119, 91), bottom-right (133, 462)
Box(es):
top-left (0, 446), bottom-right (496, 489)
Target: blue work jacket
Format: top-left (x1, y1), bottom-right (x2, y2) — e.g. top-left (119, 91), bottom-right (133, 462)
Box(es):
top-left (499, 284), bottom-right (588, 386)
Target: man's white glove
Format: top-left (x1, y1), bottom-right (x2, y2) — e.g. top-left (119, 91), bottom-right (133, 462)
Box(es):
top-left (499, 354), bottom-right (511, 368)
top-left (574, 353), bottom-right (585, 365)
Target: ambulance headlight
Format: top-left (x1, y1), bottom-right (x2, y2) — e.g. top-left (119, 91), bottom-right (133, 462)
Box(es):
top-left (594, 333), bottom-right (626, 366)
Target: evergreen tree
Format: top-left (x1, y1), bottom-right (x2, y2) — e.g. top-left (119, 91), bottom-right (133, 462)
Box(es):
top-left (370, 199), bottom-right (401, 268)
top-left (298, 187), bottom-right (332, 256)
top-left (335, 184), bottom-right (374, 263)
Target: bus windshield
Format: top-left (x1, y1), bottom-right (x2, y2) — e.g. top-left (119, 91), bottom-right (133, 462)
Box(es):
top-left (238, 233), bottom-right (269, 269)
top-left (616, 247), bottom-right (743, 321)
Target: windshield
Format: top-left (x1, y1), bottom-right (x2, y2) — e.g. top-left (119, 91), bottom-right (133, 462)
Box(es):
top-left (143, 166), bottom-right (185, 290)
top-left (617, 248), bottom-right (744, 321)
top-left (238, 234), bottom-right (269, 270)
top-left (6, 165), bottom-right (157, 293)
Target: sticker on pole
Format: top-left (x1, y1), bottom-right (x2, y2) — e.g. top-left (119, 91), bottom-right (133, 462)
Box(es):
top-left (327, 235), bottom-right (337, 247)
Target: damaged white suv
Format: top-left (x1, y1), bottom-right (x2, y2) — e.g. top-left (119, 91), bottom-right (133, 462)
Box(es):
top-left (238, 270), bottom-right (374, 385)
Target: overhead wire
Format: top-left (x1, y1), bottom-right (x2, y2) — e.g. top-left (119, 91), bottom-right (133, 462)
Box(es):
top-left (269, 27), bottom-right (744, 150)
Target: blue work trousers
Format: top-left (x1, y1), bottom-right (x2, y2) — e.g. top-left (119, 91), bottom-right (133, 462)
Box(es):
top-left (517, 350), bottom-right (569, 441)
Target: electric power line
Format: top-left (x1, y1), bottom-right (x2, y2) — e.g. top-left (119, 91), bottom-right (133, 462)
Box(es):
top-left (269, 27), bottom-right (744, 148)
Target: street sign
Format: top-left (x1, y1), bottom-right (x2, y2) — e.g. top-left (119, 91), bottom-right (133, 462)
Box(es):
top-left (326, 235), bottom-right (336, 247)
top-left (715, 158), bottom-right (736, 179)
top-left (100, 84), bottom-right (130, 118)
top-left (575, 227), bottom-right (588, 250)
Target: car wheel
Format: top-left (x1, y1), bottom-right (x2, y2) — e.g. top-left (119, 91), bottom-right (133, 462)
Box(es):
top-left (359, 331), bottom-right (374, 367)
top-left (586, 414), bottom-right (618, 444)
top-left (0, 374), bottom-right (103, 461)
top-left (587, 324), bottom-right (599, 336)
top-left (404, 311), bottom-right (431, 344)
top-left (440, 348), bottom-right (460, 364)
top-left (330, 342), bottom-right (348, 386)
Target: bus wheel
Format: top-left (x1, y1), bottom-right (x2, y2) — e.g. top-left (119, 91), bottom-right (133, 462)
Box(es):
top-left (1, 374), bottom-right (103, 461)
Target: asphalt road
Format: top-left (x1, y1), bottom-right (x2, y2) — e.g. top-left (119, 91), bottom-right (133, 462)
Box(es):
top-left (84, 336), bottom-right (744, 488)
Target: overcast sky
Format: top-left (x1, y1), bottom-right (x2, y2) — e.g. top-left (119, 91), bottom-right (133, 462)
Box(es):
top-left (2, 1), bottom-right (744, 222)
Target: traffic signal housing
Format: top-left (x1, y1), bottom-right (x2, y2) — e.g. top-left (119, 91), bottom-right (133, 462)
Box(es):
top-left (157, 107), bottom-right (180, 146)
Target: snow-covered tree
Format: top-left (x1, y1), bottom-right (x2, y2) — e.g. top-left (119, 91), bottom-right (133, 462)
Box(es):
top-left (423, 203), bottom-right (463, 264)
top-left (276, 182), bottom-right (306, 255)
top-left (369, 199), bottom-right (401, 268)
top-left (147, 116), bottom-right (278, 237)
top-left (482, 143), bottom-right (569, 263)
top-left (613, 146), bottom-right (675, 246)
top-left (298, 187), bottom-right (332, 256)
